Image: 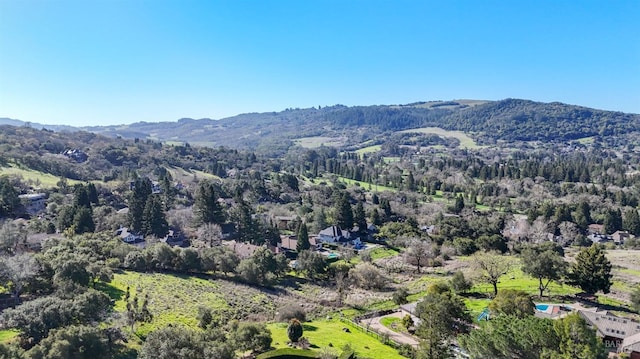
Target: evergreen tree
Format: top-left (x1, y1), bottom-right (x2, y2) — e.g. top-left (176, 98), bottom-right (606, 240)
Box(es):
top-left (87, 183), bottom-right (99, 204)
top-left (568, 244), bottom-right (612, 294)
top-left (0, 176), bottom-right (20, 217)
top-left (353, 201), bottom-right (367, 235)
top-left (453, 194), bottom-right (465, 214)
top-left (194, 181), bottom-right (225, 225)
top-left (73, 185), bottom-right (91, 208)
top-left (129, 178), bottom-right (152, 233)
top-left (73, 207), bottom-right (95, 234)
top-left (573, 201), bottom-right (592, 231)
top-left (296, 223), bottom-right (310, 252)
top-left (623, 209), bottom-right (640, 236)
top-left (334, 192), bottom-right (353, 230)
top-left (287, 319), bottom-right (303, 343)
top-left (603, 208), bottom-right (623, 234)
top-left (232, 201), bottom-right (261, 244)
top-left (371, 208), bottom-right (382, 226)
top-left (142, 195), bottom-right (168, 237)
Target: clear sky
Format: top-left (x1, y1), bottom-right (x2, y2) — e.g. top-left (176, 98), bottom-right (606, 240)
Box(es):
top-left (1, 0), bottom-right (639, 126)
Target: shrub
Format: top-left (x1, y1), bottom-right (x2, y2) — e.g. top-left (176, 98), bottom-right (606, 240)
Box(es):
top-left (277, 304), bottom-right (307, 322)
top-left (349, 262), bottom-right (388, 290)
top-left (287, 319), bottom-right (303, 343)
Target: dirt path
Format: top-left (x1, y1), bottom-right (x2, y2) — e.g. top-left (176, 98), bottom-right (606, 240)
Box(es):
top-left (361, 311), bottom-right (420, 347)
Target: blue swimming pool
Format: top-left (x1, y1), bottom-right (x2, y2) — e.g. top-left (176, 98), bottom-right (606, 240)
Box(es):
top-left (535, 304), bottom-right (549, 311)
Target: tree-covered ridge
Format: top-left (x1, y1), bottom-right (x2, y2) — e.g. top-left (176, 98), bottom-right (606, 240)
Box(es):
top-left (11, 98), bottom-right (635, 151)
top-left (438, 98), bottom-right (640, 143)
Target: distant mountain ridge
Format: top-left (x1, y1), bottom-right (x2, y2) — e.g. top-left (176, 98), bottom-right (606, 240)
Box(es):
top-left (2, 99), bottom-right (639, 150)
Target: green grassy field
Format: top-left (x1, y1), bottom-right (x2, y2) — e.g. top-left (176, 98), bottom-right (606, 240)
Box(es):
top-left (0, 329), bottom-right (19, 343)
top-left (397, 127), bottom-right (481, 149)
top-left (335, 176), bottom-right (397, 192)
top-left (108, 271), bottom-right (229, 336)
top-left (355, 145), bottom-right (381, 155)
top-left (0, 164), bottom-right (82, 188)
top-left (294, 136), bottom-right (347, 148)
top-left (267, 319), bottom-right (404, 359)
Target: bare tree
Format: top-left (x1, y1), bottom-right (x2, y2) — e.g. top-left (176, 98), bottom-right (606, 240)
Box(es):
top-left (473, 251), bottom-right (514, 296)
top-left (0, 221), bottom-right (26, 255)
top-left (404, 239), bottom-right (435, 273)
top-left (0, 253), bottom-right (39, 302)
top-left (197, 223), bottom-right (223, 248)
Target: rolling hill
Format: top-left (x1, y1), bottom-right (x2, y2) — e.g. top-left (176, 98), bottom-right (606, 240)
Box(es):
top-left (3, 99), bottom-right (639, 151)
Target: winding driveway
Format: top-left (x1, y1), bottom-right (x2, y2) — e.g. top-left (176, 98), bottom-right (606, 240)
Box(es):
top-left (361, 311), bottom-right (420, 347)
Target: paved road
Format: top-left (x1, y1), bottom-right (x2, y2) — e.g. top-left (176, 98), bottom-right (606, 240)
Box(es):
top-left (362, 311), bottom-right (420, 347)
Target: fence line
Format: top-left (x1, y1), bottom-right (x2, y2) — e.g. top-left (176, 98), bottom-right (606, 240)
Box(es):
top-left (339, 316), bottom-right (402, 349)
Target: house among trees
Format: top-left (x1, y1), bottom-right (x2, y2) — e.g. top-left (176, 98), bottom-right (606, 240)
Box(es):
top-left (318, 226), bottom-right (355, 244)
top-left (117, 227), bottom-right (144, 247)
top-left (612, 230), bottom-right (632, 245)
top-left (578, 307), bottom-right (640, 356)
top-left (62, 148), bottom-right (88, 163)
top-left (18, 193), bottom-right (46, 215)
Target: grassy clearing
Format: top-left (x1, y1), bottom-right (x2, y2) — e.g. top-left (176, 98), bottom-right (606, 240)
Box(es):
top-left (294, 136), bottom-right (347, 149)
top-left (0, 164), bottom-right (82, 188)
top-left (167, 166), bottom-right (221, 184)
top-left (470, 267), bottom-right (579, 297)
top-left (576, 136), bottom-right (595, 145)
top-left (355, 145), bottom-right (381, 155)
top-left (267, 319), bottom-right (404, 359)
top-left (0, 329), bottom-right (19, 343)
top-left (108, 271), bottom-right (229, 336)
top-left (397, 127), bottom-right (481, 150)
top-left (335, 176), bottom-right (396, 193)
top-left (383, 157), bottom-right (401, 163)
top-left (370, 247), bottom-right (400, 260)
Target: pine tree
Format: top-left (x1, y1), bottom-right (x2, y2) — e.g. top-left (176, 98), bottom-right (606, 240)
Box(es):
top-left (87, 183), bottom-right (99, 204)
top-left (335, 192), bottom-right (353, 230)
top-left (73, 185), bottom-right (91, 208)
top-left (142, 195), bottom-right (168, 237)
top-left (129, 178), bottom-right (152, 233)
top-left (623, 209), bottom-right (640, 236)
top-left (603, 209), bottom-right (622, 234)
top-left (353, 201), bottom-right (367, 235)
top-left (569, 244), bottom-right (612, 294)
top-left (194, 181), bottom-right (225, 225)
top-left (296, 223), bottom-right (310, 252)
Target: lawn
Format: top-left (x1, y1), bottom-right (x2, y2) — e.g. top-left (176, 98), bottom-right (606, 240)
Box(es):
top-left (294, 136), bottom-right (347, 148)
top-left (355, 145), bottom-right (381, 155)
top-left (0, 164), bottom-right (82, 188)
top-left (335, 176), bottom-right (397, 193)
top-left (0, 329), bottom-right (19, 343)
top-left (267, 319), bottom-right (404, 359)
top-left (107, 271), bottom-right (229, 336)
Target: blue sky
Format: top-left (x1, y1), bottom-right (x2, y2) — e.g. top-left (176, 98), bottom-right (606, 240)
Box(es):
top-left (1, 0), bottom-right (638, 126)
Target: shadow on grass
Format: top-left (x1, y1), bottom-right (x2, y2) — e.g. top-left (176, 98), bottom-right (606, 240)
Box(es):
top-left (95, 281), bottom-right (126, 301)
top-left (302, 324), bottom-right (318, 332)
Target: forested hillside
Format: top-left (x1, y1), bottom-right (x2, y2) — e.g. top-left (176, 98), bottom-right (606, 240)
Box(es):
top-left (4, 99), bottom-right (638, 151)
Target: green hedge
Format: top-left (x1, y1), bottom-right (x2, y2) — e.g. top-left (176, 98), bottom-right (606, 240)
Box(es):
top-left (256, 348), bottom-right (318, 359)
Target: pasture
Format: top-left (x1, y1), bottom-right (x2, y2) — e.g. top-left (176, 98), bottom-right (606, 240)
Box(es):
top-left (397, 127), bottom-right (481, 149)
top-left (267, 319), bottom-right (404, 359)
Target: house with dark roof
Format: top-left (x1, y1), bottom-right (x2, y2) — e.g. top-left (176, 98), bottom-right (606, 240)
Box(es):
top-left (318, 226), bottom-right (355, 243)
top-left (117, 227), bottom-right (145, 247)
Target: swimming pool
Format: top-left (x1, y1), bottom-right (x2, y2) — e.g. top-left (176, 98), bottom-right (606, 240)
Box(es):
top-left (535, 304), bottom-right (549, 311)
